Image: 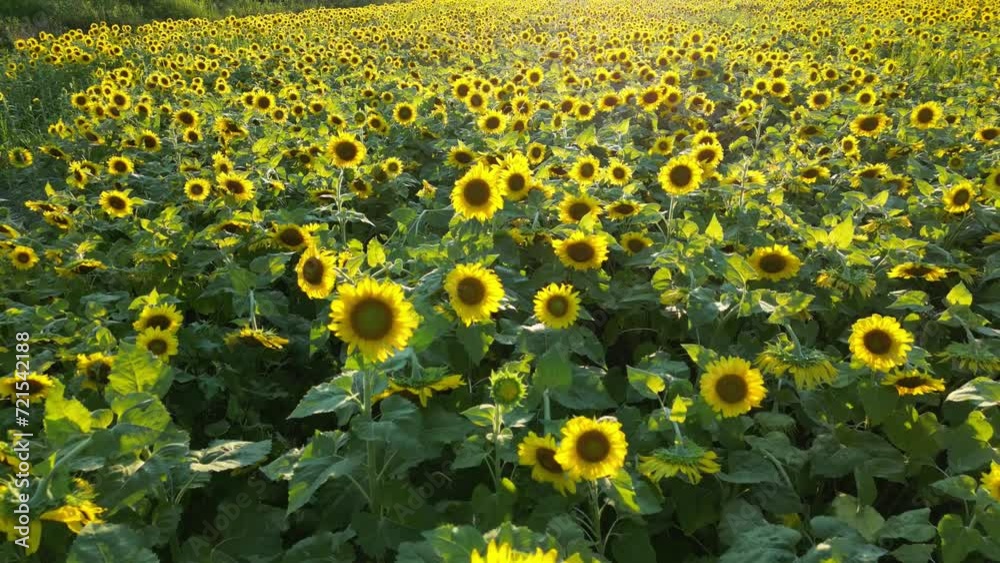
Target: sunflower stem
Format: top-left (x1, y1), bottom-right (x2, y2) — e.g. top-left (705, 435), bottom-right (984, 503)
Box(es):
top-left (589, 481), bottom-right (604, 555)
top-left (543, 389), bottom-right (551, 422)
top-left (361, 363), bottom-right (381, 517)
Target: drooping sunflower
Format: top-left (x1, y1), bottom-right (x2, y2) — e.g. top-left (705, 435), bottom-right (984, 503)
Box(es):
top-left (10, 245), bottom-right (39, 270)
top-left (216, 172), bottom-right (255, 203)
top-left (444, 263), bottom-right (505, 326)
top-left (558, 194), bottom-right (602, 224)
top-left (470, 541), bottom-right (559, 563)
top-left (0, 224), bottom-right (21, 239)
top-left (620, 232), bottom-right (653, 255)
top-left (882, 371), bottom-right (945, 396)
top-left (137, 327), bottom-right (179, 359)
top-left (755, 335), bottom-right (838, 389)
top-left (452, 162), bottom-right (503, 222)
top-left (328, 278), bottom-right (419, 362)
top-left (133, 304), bottom-right (183, 333)
top-left (0, 373), bottom-right (54, 401)
top-left (296, 245), bottom-right (337, 299)
top-left (749, 245), bottom-right (802, 281)
top-left (555, 417), bottom-right (628, 481)
top-left (639, 443), bottom-right (720, 484)
top-left (373, 371), bottom-right (464, 408)
top-left (326, 132), bottom-right (367, 168)
top-left (490, 370), bottom-right (527, 408)
top-left (223, 327), bottom-right (290, 350)
top-left (909, 101), bottom-right (943, 129)
top-left (517, 432), bottom-right (579, 495)
top-left (568, 155), bottom-right (601, 185)
top-left (942, 182), bottom-right (976, 214)
top-left (272, 224), bottom-right (313, 251)
top-left (658, 155), bottom-right (703, 195)
top-left (76, 352), bottom-right (113, 390)
top-left (888, 262), bottom-right (948, 282)
top-left (849, 113), bottom-right (890, 137)
top-left (553, 232), bottom-right (609, 271)
top-left (848, 314), bottom-right (914, 371)
top-left (98, 190), bottom-right (133, 218)
top-left (533, 283), bottom-right (581, 329)
top-left (700, 356), bottom-right (767, 417)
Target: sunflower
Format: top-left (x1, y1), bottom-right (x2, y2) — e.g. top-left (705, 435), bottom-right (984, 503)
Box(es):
top-left (749, 245), bottom-right (802, 281)
top-left (558, 194), bottom-right (602, 224)
top-left (296, 245), bottom-right (337, 299)
top-left (942, 182), bottom-right (976, 214)
top-left (517, 432), bottom-right (578, 495)
top-left (848, 314), bottom-right (913, 371)
top-left (447, 143), bottom-right (477, 168)
top-left (807, 90), bottom-right (832, 110)
top-left (840, 135), bottom-right (860, 157)
top-left (555, 417), bottom-right (628, 481)
top-left (982, 462), bottom-right (1000, 502)
top-left (40, 500), bottom-right (104, 534)
top-left (526, 142), bottom-right (546, 165)
top-left (568, 155), bottom-right (601, 185)
top-left (106, 155), bottom-right (134, 176)
top-left (326, 132), bottom-right (367, 168)
top-left (650, 135), bottom-right (674, 156)
top-left (882, 371), bottom-right (945, 396)
top-left (639, 443), bottom-right (720, 484)
top-left (272, 224), bottom-right (312, 251)
top-left (534, 283), bottom-right (581, 329)
top-left (385, 101), bottom-right (414, 125)
top-left (452, 162), bottom-right (503, 222)
top-left (974, 126), bottom-right (999, 144)
top-left (7, 148), bottom-right (33, 168)
top-left (605, 159), bottom-right (632, 185)
top-left (497, 159), bottom-right (532, 202)
top-left (98, 190), bottom-right (133, 218)
top-left (477, 110), bottom-right (507, 134)
top-left (658, 155), bottom-right (703, 195)
top-left (700, 356), bottom-right (767, 417)
top-left (0, 374), bottom-right (54, 401)
top-left (0, 224), bottom-right (21, 239)
top-left (10, 245), bottom-right (38, 270)
top-left (605, 200), bottom-right (641, 220)
top-left (328, 278), bottom-right (419, 362)
top-left (174, 108), bottom-right (200, 128)
top-left (553, 232), bottom-right (608, 271)
top-left (984, 169), bottom-right (1000, 197)
top-left (888, 262), bottom-right (948, 282)
top-left (444, 263), bottom-right (505, 326)
top-left (909, 101), bottom-right (942, 129)
top-left (470, 541), bottom-right (559, 563)
top-left (217, 172), bottom-right (255, 203)
top-left (223, 327), bottom-right (290, 350)
top-left (490, 370), bottom-right (527, 408)
top-left (182, 178), bottom-right (211, 201)
top-left (755, 335), bottom-right (838, 389)
top-left (620, 232), bottom-right (653, 255)
top-left (380, 157), bottom-right (404, 179)
top-left (133, 304), bottom-right (183, 333)
top-left (692, 143), bottom-right (724, 169)
top-left (137, 327), bottom-right (179, 359)
top-left (374, 372), bottom-right (464, 408)
top-left (137, 129), bottom-right (161, 152)
top-left (849, 113), bottom-right (890, 137)
top-left (76, 352), bottom-right (113, 390)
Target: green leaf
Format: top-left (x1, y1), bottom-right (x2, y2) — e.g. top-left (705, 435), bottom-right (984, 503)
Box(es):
top-left (930, 475), bottom-right (978, 501)
top-left (611, 521), bottom-right (656, 563)
top-left (891, 544), bottom-right (935, 563)
top-left (719, 523), bottom-right (800, 563)
top-left (288, 375), bottom-right (359, 420)
top-left (287, 431), bottom-right (361, 515)
top-left (938, 513), bottom-right (982, 563)
top-left (888, 290), bottom-right (931, 312)
top-left (945, 282), bottom-right (973, 307)
top-left (44, 380), bottom-right (93, 447)
top-left (67, 524), bottom-right (159, 563)
top-left (718, 451), bottom-right (781, 484)
top-left (945, 410), bottom-right (994, 473)
top-left (705, 214), bottom-right (724, 242)
top-left (946, 377), bottom-right (1000, 408)
top-left (282, 530), bottom-right (356, 563)
top-left (878, 508), bottom-right (936, 543)
top-left (534, 347), bottom-right (572, 390)
top-left (829, 215), bottom-right (855, 249)
top-left (106, 342), bottom-right (173, 401)
top-left (367, 239), bottom-right (387, 267)
top-left (831, 494), bottom-right (884, 542)
top-left (191, 440), bottom-right (271, 472)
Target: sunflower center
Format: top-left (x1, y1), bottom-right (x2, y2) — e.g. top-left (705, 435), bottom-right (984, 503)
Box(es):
top-left (715, 374), bottom-right (749, 404)
top-left (566, 241), bottom-right (595, 263)
top-left (642, 91), bottom-right (658, 104)
top-left (462, 179), bottom-right (492, 207)
top-left (455, 151), bottom-right (473, 164)
top-left (301, 257), bottom-right (325, 285)
top-left (904, 265), bottom-right (931, 277)
top-left (863, 329), bottom-right (893, 355)
top-left (146, 314), bottom-right (172, 330)
top-left (951, 189), bottom-right (970, 205)
top-left (113, 161), bottom-right (128, 173)
top-left (350, 298), bottom-right (394, 340)
top-left (697, 148), bottom-right (717, 163)
top-left (569, 202), bottom-right (592, 221)
top-left (893, 376), bottom-right (927, 389)
top-left (147, 338), bottom-right (168, 356)
top-left (669, 165), bottom-right (693, 187)
top-left (916, 107), bottom-right (934, 123)
top-left (627, 238), bottom-right (647, 253)
top-left (612, 167), bottom-right (626, 179)
top-left (506, 173), bottom-right (526, 192)
top-left (456, 277), bottom-right (486, 305)
top-left (802, 168), bottom-right (819, 179)
top-left (579, 163), bottom-right (595, 178)
top-left (108, 196), bottom-right (127, 210)
top-left (981, 128), bottom-right (998, 141)
top-left (485, 116), bottom-right (500, 129)
top-left (546, 295), bottom-right (569, 317)
top-left (226, 180), bottom-right (245, 194)
top-left (814, 94), bottom-right (828, 105)
top-left (758, 253), bottom-right (788, 274)
top-left (143, 136), bottom-right (157, 149)
top-left (334, 141), bottom-right (358, 162)
top-left (576, 430), bottom-right (612, 463)
top-left (858, 116), bottom-right (880, 131)
top-left (90, 362), bottom-right (112, 384)
top-left (535, 447), bottom-right (564, 473)
top-left (613, 204), bottom-right (635, 215)
top-left (279, 228), bottom-right (305, 247)
top-left (398, 107), bottom-right (412, 120)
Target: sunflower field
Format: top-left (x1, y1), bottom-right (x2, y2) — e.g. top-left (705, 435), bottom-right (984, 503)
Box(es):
top-left (0, 0), bottom-right (999, 561)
